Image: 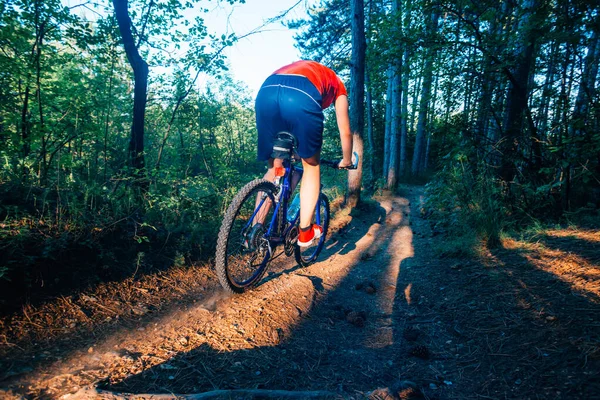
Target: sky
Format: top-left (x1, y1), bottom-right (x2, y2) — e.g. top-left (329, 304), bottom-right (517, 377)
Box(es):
top-left (201, 0), bottom-right (313, 94)
top-left (63, 0), bottom-right (315, 96)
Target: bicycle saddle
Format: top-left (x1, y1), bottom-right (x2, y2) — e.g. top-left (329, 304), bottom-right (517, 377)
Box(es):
top-left (271, 131), bottom-right (298, 160)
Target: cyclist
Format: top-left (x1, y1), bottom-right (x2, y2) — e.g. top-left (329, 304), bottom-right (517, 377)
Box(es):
top-left (255, 60), bottom-right (353, 247)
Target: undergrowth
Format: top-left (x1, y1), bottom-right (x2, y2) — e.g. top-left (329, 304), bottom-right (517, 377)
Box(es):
top-left (424, 150), bottom-right (600, 259)
top-left (0, 163), bottom-right (350, 312)
top-left (424, 156), bottom-right (506, 258)
top-left (0, 167), bottom-right (257, 310)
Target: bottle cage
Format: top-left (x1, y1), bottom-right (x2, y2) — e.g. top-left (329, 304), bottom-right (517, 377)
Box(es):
top-left (271, 131), bottom-right (298, 160)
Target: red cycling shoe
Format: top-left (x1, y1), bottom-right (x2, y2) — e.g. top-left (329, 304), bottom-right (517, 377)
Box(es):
top-left (297, 224), bottom-right (323, 247)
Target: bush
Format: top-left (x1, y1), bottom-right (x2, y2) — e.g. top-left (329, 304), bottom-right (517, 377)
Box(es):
top-left (425, 153), bottom-right (506, 255)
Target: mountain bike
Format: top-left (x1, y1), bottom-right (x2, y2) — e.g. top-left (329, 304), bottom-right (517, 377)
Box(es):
top-left (215, 132), bottom-right (358, 294)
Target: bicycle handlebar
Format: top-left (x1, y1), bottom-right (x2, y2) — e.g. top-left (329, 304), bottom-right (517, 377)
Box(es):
top-left (320, 151), bottom-right (359, 170)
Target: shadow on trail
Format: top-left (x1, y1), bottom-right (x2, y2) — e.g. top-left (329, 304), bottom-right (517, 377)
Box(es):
top-left (490, 244), bottom-right (600, 398)
top-left (393, 217), bottom-right (600, 399)
top-left (263, 202), bottom-right (388, 285)
top-left (100, 197), bottom-right (416, 397)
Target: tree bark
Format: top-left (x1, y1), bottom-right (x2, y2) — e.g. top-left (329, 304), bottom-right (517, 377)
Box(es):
top-left (364, 0), bottom-right (375, 188)
top-left (411, 8), bottom-right (439, 176)
top-left (386, 58), bottom-right (401, 189)
top-left (20, 85), bottom-right (31, 166)
top-left (476, 52), bottom-right (494, 154)
top-left (383, 66), bottom-right (393, 178)
top-left (571, 28), bottom-right (599, 140)
top-left (365, 69), bottom-right (375, 186)
top-left (36, 18), bottom-right (48, 185)
top-left (499, 0), bottom-right (538, 183)
top-left (399, 46), bottom-right (410, 177)
top-left (398, 0), bottom-right (412, 177)
top-left (424, 74), bottom-right (439, 172)
top-left (409, 65), bottom-right (422, 152)
top-left (386, 65), bottom-right (400, 188)
top-left (537, 40), bottom-right (559, 139)
top-left (564, 25), bottom-right (600, 209)
top-left (104, 46), bottom-right (117, 183)
top-left (386, 0), bottom-right (402, 190)
top-left (113, 0), bottom-right (149, 179)
top-left (347, 0), bottom-right (366, 208)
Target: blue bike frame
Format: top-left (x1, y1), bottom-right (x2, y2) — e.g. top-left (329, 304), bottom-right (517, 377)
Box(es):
top-left (242, 160), bottom-right (313, 247)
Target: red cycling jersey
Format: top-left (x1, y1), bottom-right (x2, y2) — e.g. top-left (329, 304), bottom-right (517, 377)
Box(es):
top-left (273, 60), bottom-right (348, 109)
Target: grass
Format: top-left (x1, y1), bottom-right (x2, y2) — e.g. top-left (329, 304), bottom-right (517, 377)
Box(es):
top-left (431, 230), bottom-right (482, 259)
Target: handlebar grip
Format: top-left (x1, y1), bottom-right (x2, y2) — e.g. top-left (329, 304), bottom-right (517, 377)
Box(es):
top-left (339, 152), bottom-right (359, 170)
top-left (320, 152), bottom-right (359, 170)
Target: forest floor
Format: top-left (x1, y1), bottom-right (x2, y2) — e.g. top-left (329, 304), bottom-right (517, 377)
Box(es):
top-left (1, 186), bottom-right (599, 399)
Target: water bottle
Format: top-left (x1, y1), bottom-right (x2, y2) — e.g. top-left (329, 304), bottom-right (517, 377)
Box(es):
top-left (287, 193), bottom-right (301, 223)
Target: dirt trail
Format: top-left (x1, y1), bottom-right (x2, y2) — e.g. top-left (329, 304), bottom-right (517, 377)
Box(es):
top-left (2, 186), bottom-right (600, 399)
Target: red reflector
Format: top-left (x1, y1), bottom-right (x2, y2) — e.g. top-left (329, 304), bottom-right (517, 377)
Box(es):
top-left (274, 167), bottom-right (286, 177)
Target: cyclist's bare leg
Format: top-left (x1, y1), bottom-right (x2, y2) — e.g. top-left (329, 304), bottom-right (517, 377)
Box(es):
top-left (253, 158), bottom-right (283, 225)
top-left (299, 152), bottom-right (320, 229)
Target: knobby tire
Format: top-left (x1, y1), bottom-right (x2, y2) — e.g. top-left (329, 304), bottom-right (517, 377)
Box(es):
top-left (215, 179), bottom-right (278, 294)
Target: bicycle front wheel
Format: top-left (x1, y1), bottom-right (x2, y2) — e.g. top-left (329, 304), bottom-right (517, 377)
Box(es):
top-left (215, 179), bottom-right (278, 294)
top-left (294, 193), bottom-right (330, 267)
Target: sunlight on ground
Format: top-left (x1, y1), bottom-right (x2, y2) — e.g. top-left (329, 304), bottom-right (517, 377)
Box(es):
top-left (404, 283), bottom-right (413, 305)
top-left (544, 229), bottom-right (600, 243)
top-left (502, 238), bottom-right (600, 303)
top-left (20, 200), bottom-right (406, 394)
top-left (364, 198), bottom-right (414, 349)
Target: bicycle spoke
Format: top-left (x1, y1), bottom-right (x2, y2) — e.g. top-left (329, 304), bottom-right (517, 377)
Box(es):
top-left (223, 184), bottom-right (276, 287)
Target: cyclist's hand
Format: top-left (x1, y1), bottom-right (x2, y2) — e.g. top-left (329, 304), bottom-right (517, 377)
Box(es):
top-left (338, 159), bottom-right (354, 169)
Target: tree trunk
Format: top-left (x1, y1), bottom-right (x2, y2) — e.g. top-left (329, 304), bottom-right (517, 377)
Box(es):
top-left (386, 62), bottom-right (400, 189)
top-left (104, 47), bottom-right (116, 183)
top-left (476, 54), bottom-right (494, 154)
top-left (571, 29), bottom-right (599, 140)
top-left (387, 0), bottom-right (405, 189)
top-left (565, 25), bottom-right (600, 208)
top-left (383, 66), bottom-right (393, 178)
top-left (424, 74), bottom-right (439, 172)
top-left (463, 39), bottom-right (475, 127)
top-left (537, 40), bottom-right (559, 139)
top-left (411, 8), bottom-right (439, 176)
top-left (499, 0), bottom-right (538, 183)
top-left (347, 0), bottom-right (366, 208)
top-left (365, 69), bottom-right (375, 186)
top-left (20, 85), bottom-right (31, 168)
top-left (36, 22), bottom-right (48, 185)
top-left (113, 0), bottom-right (149, 180)
top-left (399, 46), bottom-right (409, 177)
top-left (409, 65), bottom-right (422, 146)
top-left (386, 4), bottom-right (402, 191)
top-left (365, 0), bottom-right (375, 187)
top-left (399, 0), bottom-right (412, 177)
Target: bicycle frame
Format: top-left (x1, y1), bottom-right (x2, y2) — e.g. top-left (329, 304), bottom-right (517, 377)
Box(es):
top-left (241, 159), bottom-right (313, 248)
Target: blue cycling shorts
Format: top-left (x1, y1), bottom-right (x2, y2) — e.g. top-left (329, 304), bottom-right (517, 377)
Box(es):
top-left (255, 74), bottom-right (324, 161)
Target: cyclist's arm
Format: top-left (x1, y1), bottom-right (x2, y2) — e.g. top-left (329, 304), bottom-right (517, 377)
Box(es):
top-left (334, 95), bottom-right (353, 167)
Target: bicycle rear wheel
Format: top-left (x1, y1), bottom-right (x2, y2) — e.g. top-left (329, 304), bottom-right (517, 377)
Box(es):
top-left (215, 179), bottom-right (278, 293)
top-left (294, 193), bottom-right (330, 267)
